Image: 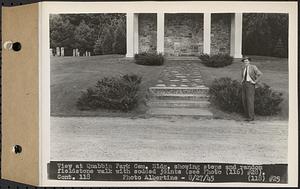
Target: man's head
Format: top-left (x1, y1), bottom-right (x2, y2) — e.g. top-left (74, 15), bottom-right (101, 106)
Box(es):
top-left (242, 56), bottom-right (251, 66)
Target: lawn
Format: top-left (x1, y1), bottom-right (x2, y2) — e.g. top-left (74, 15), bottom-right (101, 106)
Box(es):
top-left (197, 55), bottom-right (289, 120)
top-left (51, 55), bottom-right (288, 120)
top-left (51, 54), bottom-right (164, 117)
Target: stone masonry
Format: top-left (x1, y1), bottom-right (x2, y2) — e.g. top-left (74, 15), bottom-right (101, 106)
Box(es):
top-left (211, 13), bottom-right (231, 55)
top-left (164, 13), bottom-right (203, 56)
top-left (138, 14), bottom-right (157, 53)
top-left (137, 13), bottom-right (231, 56)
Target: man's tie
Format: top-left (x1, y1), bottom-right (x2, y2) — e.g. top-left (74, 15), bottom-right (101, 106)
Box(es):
top-left (244, 66), bottom-right (247, 81)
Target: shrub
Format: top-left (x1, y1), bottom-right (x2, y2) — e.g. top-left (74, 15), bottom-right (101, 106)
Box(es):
top-left (199, 53), bottom-right (210, 63)
top-left (209, 77), bottom-right (283, 116)
top-left (199, 53), bottom-right (233, 67)
top-left (134, 52), bottom-right (164, 66)
top-left (209, 77), bottom-right (244, 113)
top-left (254, 84), bottom-right (283, 115)
top-left (77, 74), bottom-right (142, 112)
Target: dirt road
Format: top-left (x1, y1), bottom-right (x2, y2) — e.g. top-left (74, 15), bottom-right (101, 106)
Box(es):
top-left (51, 117), bottom-right (288, 164)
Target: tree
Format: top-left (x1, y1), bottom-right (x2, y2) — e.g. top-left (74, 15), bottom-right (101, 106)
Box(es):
top-left (94, 37), bottom-right (104, 55)
top-left (101, 26), bottom-right (114, 54)
top-left (242, 13), bottom-right (288, 57)
top-left (50, 15), bottom-right (75, 49)
top-left (50, 13), bottom-right (127, 55)
top-left (113, 21), bottom-right (126, 54)
top-left (73, 20), bottom-right (95, 53)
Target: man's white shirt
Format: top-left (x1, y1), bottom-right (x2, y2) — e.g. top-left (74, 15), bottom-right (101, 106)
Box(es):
top-left (243, 65), bottom-right (256, 84)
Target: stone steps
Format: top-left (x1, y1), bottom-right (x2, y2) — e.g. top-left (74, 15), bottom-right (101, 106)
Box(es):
top-left (147, 100), bottom-right (210, 108)
top-left (149, 86), bottom-right (209, 95)
top-left (147, 107), bottom-right (213, 118)
top-left (146, 62), bottom-right (212, 118)
top-left (151, 93), bottom-right (210, 101)
top-left (166, 56), bottom-right (200, 61)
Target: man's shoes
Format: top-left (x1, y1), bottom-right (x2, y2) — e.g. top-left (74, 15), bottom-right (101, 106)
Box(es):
top-left (245, 118), bottom-right (254, 122)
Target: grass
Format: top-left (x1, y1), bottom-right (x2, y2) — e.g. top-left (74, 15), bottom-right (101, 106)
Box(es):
top-left (51, 54), bottom-right (164, 117)
top-left (51, 54), bottom-right (288, 120)
top-left (197, 55), bottom-right (288, 120)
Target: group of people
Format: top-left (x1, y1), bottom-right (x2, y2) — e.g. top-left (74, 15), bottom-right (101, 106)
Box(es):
top-left (240, 56), bottom-right (263, 121)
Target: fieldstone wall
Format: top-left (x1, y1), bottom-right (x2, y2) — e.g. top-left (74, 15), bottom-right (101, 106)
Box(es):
top-left (164, 13), bottom-right (203, 56)
top-left (138, 14), bottom-right (157, 53)
top-left (137, 13), bottom-right (231, 56)
top-left (211, 13), bottom-right (231, 55)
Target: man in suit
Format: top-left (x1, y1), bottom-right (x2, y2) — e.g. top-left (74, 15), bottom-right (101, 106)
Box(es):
top-left (241, 57), bottom-right (263, 121)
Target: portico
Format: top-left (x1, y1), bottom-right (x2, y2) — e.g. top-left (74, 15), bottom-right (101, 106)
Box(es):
top-left (126, 12), bottom-right (243, 58)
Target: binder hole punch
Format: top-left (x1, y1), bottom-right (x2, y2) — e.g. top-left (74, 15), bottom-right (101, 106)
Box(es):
top-left (13, 145), bottom-right (22, 154)
top-left (3, 41), bottom-right (13, 50)
top-left (12, 42), bottom-right (22, 51)
top-left (3, 41), bottom-right (22, 51)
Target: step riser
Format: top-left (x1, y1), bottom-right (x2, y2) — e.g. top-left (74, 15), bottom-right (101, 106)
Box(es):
top-left (147, 109), bottom-right (213, 118)
top-left (150, 89), bottom-right (209, 95)
top-left (153, 95), bottom-right (209, 101)
top-left (147, 102), bottom-right (210, 108)
top-left (148, 114), bottom-right (213, 118)
top-left (166, 58), bottom-right (200, 61)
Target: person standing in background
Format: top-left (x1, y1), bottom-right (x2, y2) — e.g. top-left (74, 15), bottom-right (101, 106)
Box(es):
top-left (241, 57), bottom-right (263, 121)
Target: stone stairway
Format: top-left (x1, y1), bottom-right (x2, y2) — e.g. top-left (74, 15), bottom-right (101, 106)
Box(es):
top-left (146, 61), bottom-right (213, 118)
top-left (166, 56), bottom-right (200, 61)
top-left (147, 86), bottom-right (212, 118)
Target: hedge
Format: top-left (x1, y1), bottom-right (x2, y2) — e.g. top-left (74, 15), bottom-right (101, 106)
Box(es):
top-left (77, 74), bottom-right (142, 112)
top-left (209, 77), bottom-right (283, 115)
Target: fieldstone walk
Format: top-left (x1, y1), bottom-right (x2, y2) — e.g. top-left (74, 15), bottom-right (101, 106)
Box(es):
top-left (147, 59), bottom-right (213, 118)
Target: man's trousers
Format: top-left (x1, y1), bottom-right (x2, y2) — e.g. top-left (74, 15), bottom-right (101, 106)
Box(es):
top-left (242, 81), bottom-right (255, 119)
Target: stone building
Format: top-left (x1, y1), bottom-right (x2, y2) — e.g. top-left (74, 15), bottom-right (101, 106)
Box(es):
top-left (126, 13), bottom-right (242, 58)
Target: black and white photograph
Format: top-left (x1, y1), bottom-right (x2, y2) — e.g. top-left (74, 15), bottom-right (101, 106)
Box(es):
top-left (44, 1), bottom-right (297, 185)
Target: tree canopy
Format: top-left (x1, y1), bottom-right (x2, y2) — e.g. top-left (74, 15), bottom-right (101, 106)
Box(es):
top-left (50, 13), bottom-right (126, 55)
top-left (242, 13), bottom-right (288, 57)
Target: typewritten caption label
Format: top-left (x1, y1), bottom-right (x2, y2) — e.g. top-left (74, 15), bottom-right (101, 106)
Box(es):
top-left (48, 162), bottom-right (287, 183)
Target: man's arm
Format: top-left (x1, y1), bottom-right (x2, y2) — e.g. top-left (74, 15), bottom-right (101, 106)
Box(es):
top-left (253, 65), bottom-right (263, 83)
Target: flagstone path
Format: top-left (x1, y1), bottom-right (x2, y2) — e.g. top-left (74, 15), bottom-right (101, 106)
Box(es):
top-left (147, 60), bottom-right (213, 118)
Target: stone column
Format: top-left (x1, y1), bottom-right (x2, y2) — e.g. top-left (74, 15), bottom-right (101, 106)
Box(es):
top-left (61, 47), bottom-right (64, 57)
top-left (230, 13), bottom-right (243, 58)
top-left (126, 13), bottom-right (139, 57)
top-left (56, 47), bottom-right (60, 56)
top-left (157, 12), bottom-right (165, 54)
top-left (203, 13), bottom-right (211, 55)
